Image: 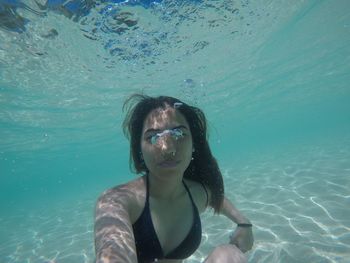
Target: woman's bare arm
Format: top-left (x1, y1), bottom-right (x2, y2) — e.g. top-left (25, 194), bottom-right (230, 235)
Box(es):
top-left (219, 196), bottom-right (253, 253)
top-left (94, 187), bottom-right (138, 263)
top-left (220, 196), bottom-right (251, 225)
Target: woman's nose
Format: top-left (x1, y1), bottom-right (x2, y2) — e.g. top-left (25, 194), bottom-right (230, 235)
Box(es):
top-left (158, 134), bottom-right (176, 154)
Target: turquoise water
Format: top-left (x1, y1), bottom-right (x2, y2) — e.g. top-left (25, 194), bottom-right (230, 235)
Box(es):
top-left (1, 0), bottom-right (350, 262)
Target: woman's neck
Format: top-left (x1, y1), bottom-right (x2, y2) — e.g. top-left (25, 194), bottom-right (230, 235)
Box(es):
top-left (148, 172), bottom-right (185, 201)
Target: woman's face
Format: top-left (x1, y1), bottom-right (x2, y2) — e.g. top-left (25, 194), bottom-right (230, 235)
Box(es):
top-left (140, 105), bottom-right (193, 177)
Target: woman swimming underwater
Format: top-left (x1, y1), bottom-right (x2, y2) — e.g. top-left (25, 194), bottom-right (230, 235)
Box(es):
top-left (94, 94), bottom-right (254, 263)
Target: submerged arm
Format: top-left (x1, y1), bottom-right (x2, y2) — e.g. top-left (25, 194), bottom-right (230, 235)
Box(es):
top-left (220, 196), bottom-right (254, 253)
top-left (94, 188), bottom-right (138, 263)
top-left (220, 196), bottom-right (251, 225)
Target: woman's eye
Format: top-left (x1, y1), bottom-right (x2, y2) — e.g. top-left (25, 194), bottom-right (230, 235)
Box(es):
top-left (150, 134), bottom-right (160, 144)
top-left (146, 134), bottom-right (156, 141)
top-left (172, 129), bottom-right (185, 139)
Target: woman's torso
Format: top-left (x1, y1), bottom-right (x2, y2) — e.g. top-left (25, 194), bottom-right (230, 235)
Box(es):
top-left (124, 175), bottom-right (208, 263)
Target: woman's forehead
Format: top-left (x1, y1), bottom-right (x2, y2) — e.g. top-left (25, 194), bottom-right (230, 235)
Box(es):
top-left (142, 106), bottom-right (188, 131)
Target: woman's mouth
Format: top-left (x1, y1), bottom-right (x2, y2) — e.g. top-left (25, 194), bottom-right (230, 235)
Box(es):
top-left (158, 160), bottom-right (180, 168)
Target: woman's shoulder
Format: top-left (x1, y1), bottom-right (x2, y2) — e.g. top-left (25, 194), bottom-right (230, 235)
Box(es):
top-left (102, 176), bottom-right (144, 194)
top-left (97, 176), bottom-right (147, 221)
top-left (183, 178), bottom-right (211, 213)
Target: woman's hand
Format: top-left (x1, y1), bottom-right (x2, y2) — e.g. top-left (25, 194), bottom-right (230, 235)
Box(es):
top-left (219, 196), bottom-right (254, 253)
top-left (229, 225), bottom-right (254, 253)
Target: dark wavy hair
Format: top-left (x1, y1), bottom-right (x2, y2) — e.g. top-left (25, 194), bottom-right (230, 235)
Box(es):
top-left (122, 94), bottom-right (224, 213)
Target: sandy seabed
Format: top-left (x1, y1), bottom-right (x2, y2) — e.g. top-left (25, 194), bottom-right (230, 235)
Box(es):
top-left (1, 140), bottom-right (349, 263)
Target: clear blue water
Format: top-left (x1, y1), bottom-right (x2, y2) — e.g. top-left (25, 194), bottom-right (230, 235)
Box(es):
top-left (1, 0), bottom-right (350, 262)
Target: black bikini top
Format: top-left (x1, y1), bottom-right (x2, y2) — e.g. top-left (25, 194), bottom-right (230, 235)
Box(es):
top-left (132, 175), bottom-right (202, 263)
